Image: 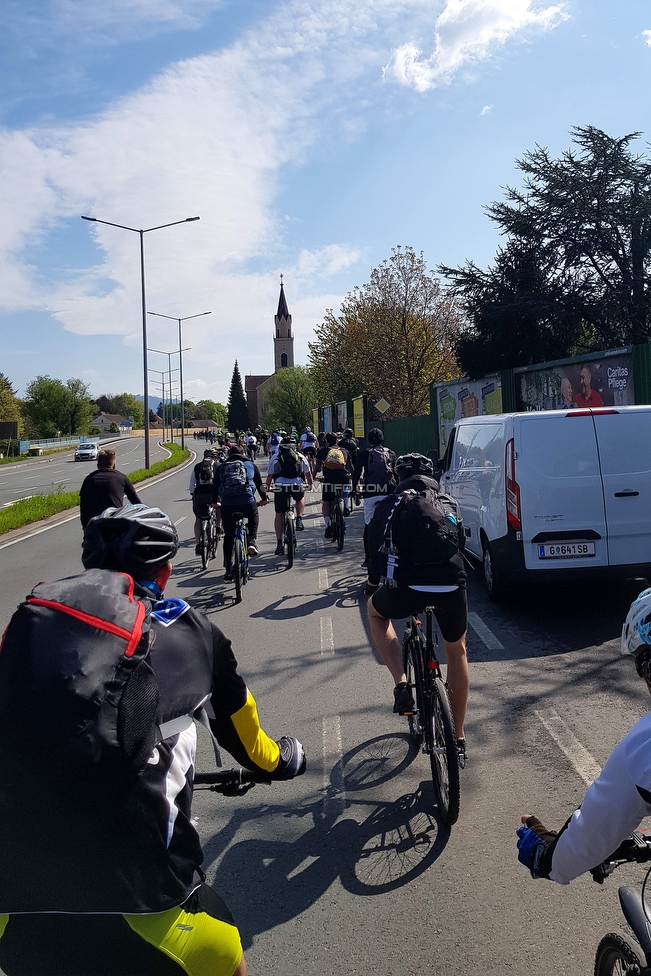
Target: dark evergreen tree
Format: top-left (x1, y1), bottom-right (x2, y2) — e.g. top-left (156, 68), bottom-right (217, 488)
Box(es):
top-left (226, 361), bottom-right (249, 431)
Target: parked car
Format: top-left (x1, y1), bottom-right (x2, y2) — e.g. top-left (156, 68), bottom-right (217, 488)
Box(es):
top-left (436, 405), bottom-right (651, 600)
top-left (74, 442), bottom-right (100, 462)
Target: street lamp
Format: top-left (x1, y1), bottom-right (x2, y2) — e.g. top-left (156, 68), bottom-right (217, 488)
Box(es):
top-left (147, 311), bottom-right (211, 449)
top-left (148, 368), bottom-right (168, 443)
top-left (149, 348), bottom-right (189, 444)
top-left (81, 214), bottom-right (200, 468)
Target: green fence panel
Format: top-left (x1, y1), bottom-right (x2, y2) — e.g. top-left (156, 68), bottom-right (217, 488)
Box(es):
top-left (380, 414), bottom-right (435, 456)
top-left (633, 343), bottom-right (651, 405)
top-left (500, 369), bottom-right (517, 412)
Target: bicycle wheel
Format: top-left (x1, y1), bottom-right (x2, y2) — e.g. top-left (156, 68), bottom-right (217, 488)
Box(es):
top-left (200, 522), bottom-right (208, 571)
top-left (241, 528), bottom-right (249, 586)
top-left (429, 675), bottom-right (460, 827)
top-left (594, 933), bottom-right (646, 976)
top-left (285, 515), bottom-right (295, 569)
top-left (403, 635), bottom-right (424, 748)
top-left (335, 498), bottom-right (345, 552)
top-left (233, 537), bottom-right (243, 603)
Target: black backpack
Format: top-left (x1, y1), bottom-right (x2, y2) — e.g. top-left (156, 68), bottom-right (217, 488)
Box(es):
top-left (198, 458), bottom-right (215, 485)
top-left (220, 458), bottom-right (249, 497)
top-left (278, 444), bottom-right (302, 479)
top-left (380, 485), bottom-right (464, 587)
top-left (366, 447), bottom-right (396, 491)
top-left (0, 570), bottom-right (200, 792)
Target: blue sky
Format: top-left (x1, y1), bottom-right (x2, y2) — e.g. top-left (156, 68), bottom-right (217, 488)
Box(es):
top-left (1, 0), bottom-right (650, 405)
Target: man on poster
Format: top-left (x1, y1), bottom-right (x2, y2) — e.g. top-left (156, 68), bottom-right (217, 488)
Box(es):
top-left (573, 364), bottom-right (603, 407)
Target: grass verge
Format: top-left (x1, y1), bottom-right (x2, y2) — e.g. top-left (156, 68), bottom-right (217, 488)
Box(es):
top-left (0, 443), bottom-right (190, 536)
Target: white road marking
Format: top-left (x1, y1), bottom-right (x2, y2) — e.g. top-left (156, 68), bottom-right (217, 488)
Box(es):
top-left (320, 615), bottom-right (334, 655)
top-left (535, 707), bottom-right (602, 786)
top-left (322, 715), bottom-right (345, 819)
top-left (318, 567), bottom-right (329, 591)
top-left (174, 516), bottom-right (187, 526)
top-left (468, 612), bottom-right (504, 650)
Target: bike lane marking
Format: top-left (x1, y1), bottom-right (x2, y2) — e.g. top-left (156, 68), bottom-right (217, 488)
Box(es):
top-left (320, 616), bottom-right (334, 655)
top-left (535, 707), bottom-right (602, 786)
top-left (322, 715), bottom-right (345, 819)
top-left (318, 568), bottom-right (329, 590)
top-left (468, 611), bottom-right (504, 650)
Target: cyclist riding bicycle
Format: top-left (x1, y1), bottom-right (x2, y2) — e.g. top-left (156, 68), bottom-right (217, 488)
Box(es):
top-left (266, 436), bottom-right (312, 555)
top-left (189, 448), bottom-right (222, 555)
top-left (338, 428), bottom-right (359, 466)
top-left (366, 452), bottom-right (469, 767)
top-left (0, 504), bottom-right (306, 976)
top-left (268, 429), bottom-right (285, 460)
top-left (352, 427), bottom-right (397, 569)
top-left (213, 446), bottom-right (268, 578)
top-left (517, 587), bottom-right (651, 884)
top-left (315, 432), bottom-right (353, 538)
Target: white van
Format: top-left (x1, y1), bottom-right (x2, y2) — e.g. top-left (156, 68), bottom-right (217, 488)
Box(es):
top-left (437, 406), bottom-right (651, 599)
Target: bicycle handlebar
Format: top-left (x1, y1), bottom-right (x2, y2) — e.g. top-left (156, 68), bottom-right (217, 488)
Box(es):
top-left (590, 831), bottom-right (651, 883)
top-left (193, 767), bottom-right (273, 796)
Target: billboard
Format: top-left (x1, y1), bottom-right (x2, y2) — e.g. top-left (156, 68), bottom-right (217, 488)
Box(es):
top-left (515, 349), bottom-right (634, 412)
top-left (0, 422), bottom-right (18, 440)
top-left (436, 375), bottom-right (503, 453)
top-left (335, 401), bottom-right (348, 431)
top-left (322, 405), bottom-right (333, 432)
top-left (352, 397), bottom-right (365, 439)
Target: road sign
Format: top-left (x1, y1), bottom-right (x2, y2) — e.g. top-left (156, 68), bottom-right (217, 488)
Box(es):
top-left (374, 397), bottom-right (391, 415)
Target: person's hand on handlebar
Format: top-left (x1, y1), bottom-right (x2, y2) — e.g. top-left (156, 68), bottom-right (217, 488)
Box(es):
top-left (271, 736), bottom-right (307, 779)
top-left (516, 814), bottom-right (558, 878)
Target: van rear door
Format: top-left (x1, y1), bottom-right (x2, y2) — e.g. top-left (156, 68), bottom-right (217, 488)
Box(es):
top-left (516, 413), bottom-right (609, 570)
top-left (593, 408), bottom-right (651, 567)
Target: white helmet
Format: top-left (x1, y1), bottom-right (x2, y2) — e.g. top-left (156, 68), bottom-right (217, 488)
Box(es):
top-left (621, 587), bottom-right (651, 659)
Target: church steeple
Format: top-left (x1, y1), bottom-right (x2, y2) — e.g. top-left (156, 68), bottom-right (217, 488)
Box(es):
top-left (274, 274), bottom-right (294, 371)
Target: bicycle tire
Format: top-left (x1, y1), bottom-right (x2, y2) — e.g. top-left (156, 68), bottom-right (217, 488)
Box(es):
top-left (233, 537), bottom-right (243, 603)
top-left (429, 675), bottom-right (460, 827)
top-left (241, 527), bottom-right (249, 587)
top-left (200, 522), bottom-right (208, 571)
top-left (285, 516), bottom-right (295, 569)
top-left (594, 933), bottom-right (645, 976)
top-left (335, 498), bottom-right (345, 552)
top-left (403, 635), bottom-right (424, 748)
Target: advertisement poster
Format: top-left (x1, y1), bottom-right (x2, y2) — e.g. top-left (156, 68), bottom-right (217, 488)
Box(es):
top-left (312, 409), bottom-right (319, 433)
top-left (352, 397), bottom-right (365, 439)
top-left (436, 375), bottom-right (503, 453)
top-left (322, 405), bottom-right (332, 433)
top-left (335, 401), bottom-right (348, 431)
top-left (515, 349), bottom-right (635, 412)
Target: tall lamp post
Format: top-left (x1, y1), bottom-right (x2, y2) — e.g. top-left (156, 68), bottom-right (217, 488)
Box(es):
top-left (81, 214), bottom-right (200, 468)
top-left (149, 348), bottom-right (189, 444)
top-left (148, 368), bottom-right (168, 443)
top-left (148, 311), bottom-right (211, 449)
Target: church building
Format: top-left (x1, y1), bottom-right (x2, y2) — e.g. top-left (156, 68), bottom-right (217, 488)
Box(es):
top-left (245, 277), bottom-right (295, 426)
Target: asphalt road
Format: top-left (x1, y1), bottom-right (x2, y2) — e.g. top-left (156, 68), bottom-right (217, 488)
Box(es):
top-left (0, 436), bottom-right (169, 508)
top-left (1, 456), bottom-right (649, 975)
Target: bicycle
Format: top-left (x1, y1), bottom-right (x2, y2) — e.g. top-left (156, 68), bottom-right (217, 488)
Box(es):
top-left (328, 486), bottom-right (347, 552)
top-left (401, 608), bottom-right (460, 827)
top-left (199, 506), bottom-right (219, 571)
top-left (194, 767), bottom-right (273, 794)
top-left (283, 492), bottom-right (297, 569)
top-left (230, 512), bottom-right (249, 604)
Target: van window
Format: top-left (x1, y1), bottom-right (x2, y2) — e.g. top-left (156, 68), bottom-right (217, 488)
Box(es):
top-left (453, 425), bottom-right (481, 469)
top-left (441, 427), bottom-right (455, 472)
top-left (469, 424), bottom-right (502, 468)
top-left (518, 416), bottom-right (599, 477)
top-left (594, 414), bottom-right (651, 475)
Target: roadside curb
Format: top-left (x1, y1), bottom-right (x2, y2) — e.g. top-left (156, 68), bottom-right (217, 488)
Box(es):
top-left (0, 449), bottom-right (196, 551)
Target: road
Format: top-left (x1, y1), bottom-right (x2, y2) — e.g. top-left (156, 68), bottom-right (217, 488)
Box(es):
top-left (0, 455), bottom-right (648, 975)
top-left (0, 436), bottom-right (169, 509)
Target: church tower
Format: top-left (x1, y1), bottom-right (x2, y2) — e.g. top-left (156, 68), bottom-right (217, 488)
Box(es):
top-left (274, 275), bottom-right (294, 371)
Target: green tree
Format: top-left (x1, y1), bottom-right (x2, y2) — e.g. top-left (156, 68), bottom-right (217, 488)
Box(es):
top-left (443, 126), bottom-right (651, 375)
top-left (226, 362), bottom-right (249, 430)
top-left (112, 393), bottom-right (144, 428)
top-left (194, 399), bottom-right (227, 426)
top-left (263, 366), bottom-right (317, 432)
top-left (23, 376), bottom-right (94, 437)
top-left (0, 374), bottom-right (22, 428)
top-left (309, 246), bottom-right (462, 417)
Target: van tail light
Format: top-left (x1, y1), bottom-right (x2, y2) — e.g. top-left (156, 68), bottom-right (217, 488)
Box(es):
top-left (567, 409), bottom-right (618, 417)
top-left (505, 438), bottom-right (521, 531)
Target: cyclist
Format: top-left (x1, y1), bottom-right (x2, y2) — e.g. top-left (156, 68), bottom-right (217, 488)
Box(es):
top-left (352, 428), bottom-right (397, 569)
top-left (266, 436), bottom-right (312, 555)
top-left (244, 430), bottom-right (258, 460)
top-left (516, 587), bottom-right (651, 884)
top-left (189, 448), bottom-right (222, 555)
top-left (267, 429), bottom-right (284, 461)
top-left (299, 426), bottom-right (318, 475)
top-left (366, 453), bottom-right (469, 767)
top-left (338, 428), bottom-right (359, 466)
top-left (315, 432), bottom-right (353, 538)
top-left (213, 445), bottom-right (268, 578)
top-left (0, 504), bottom-right (306, 976)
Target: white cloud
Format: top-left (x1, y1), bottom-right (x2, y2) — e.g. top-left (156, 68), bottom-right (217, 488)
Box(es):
top-left (0, 0), bottom-right (570, 391)
top-left (385, 0), bottom-right (568, 92)
top-left (480, 103), bottom-right (493, 114)
top-left (643, 29), bottom-right (651, 47)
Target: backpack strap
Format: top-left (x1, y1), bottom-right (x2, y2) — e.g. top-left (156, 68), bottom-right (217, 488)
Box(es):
top-left (157, 695), bottom-right (222, 768)
top-left (379, 491), bottom-right (415, 588)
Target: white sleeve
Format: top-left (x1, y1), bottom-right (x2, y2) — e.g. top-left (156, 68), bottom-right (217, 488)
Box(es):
top-left (550, 716), bottom-right (651, 885)
top-left (189, 470), bottom-right (196, 493)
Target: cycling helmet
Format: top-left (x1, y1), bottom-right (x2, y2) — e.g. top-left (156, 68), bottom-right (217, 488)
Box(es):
top-left (82, 504), bottom-right (179, 577)
top-left (304, 426), bottom-right (312, 432)
top-left (203, 448), bottom-right (214, 458)
top-left (343, 428), bottom-right (354, 438)
top-left (621, 589), bottom-right (651, 680)
top-left (395, 453), bottom-right (435, 478)
top-left (367, 427), bottom-right (384, 446)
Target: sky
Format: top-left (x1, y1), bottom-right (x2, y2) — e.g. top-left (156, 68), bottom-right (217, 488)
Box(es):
top-left (1, 0), bottom-right (650, 406)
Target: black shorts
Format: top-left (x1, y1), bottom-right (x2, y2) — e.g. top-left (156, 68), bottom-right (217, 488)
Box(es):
top-left (192, 494), bottom-right (212, 520)
top-left (0, 884), bottom-right (242, 976)
top-left (273, 485), bottom-right (304, 513)
top-left (371, 585), bottom-right (467, 644)
top-left (321, 480), bottom-right (349, 501)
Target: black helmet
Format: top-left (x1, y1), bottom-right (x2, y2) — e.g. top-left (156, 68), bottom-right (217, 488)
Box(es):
top-left (343, 428), bottom-right (354, 438)
top-left (395, 453), bottom-right (434, 478)
top-left (367, 427), bottom-right (384, 446)
top-left (82, 504), bottom-right (179, 577)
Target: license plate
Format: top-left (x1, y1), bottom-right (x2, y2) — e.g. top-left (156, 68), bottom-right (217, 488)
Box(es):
top-left (538, 541), bottom-right (596, 559)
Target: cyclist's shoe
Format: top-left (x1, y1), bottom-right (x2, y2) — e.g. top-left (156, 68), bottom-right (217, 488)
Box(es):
top-left (456, 738), bottom-right (467, 769)
top-left (343, 507), bottom-right (350, 517)
top-left (224, 571), bottom-right (234, 582)
top-left (248, 542), bottom-right (259, 557)
top-left (296, 517), bottom-right (304, 531)
top-left (195, 544), bottom-right (201, 555)
top-left (274, 540), bottom-right (284, 555)
top-left (216, 527), bottom-right (224, 539)
top-left (324, 525), bottom-right (333, 539)
top-left (364, 582), bottom-right (379, 596)
top-left (360, 558), bottom-right (369, 568)
top-left (393, 681), bottom-right (415, 714)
